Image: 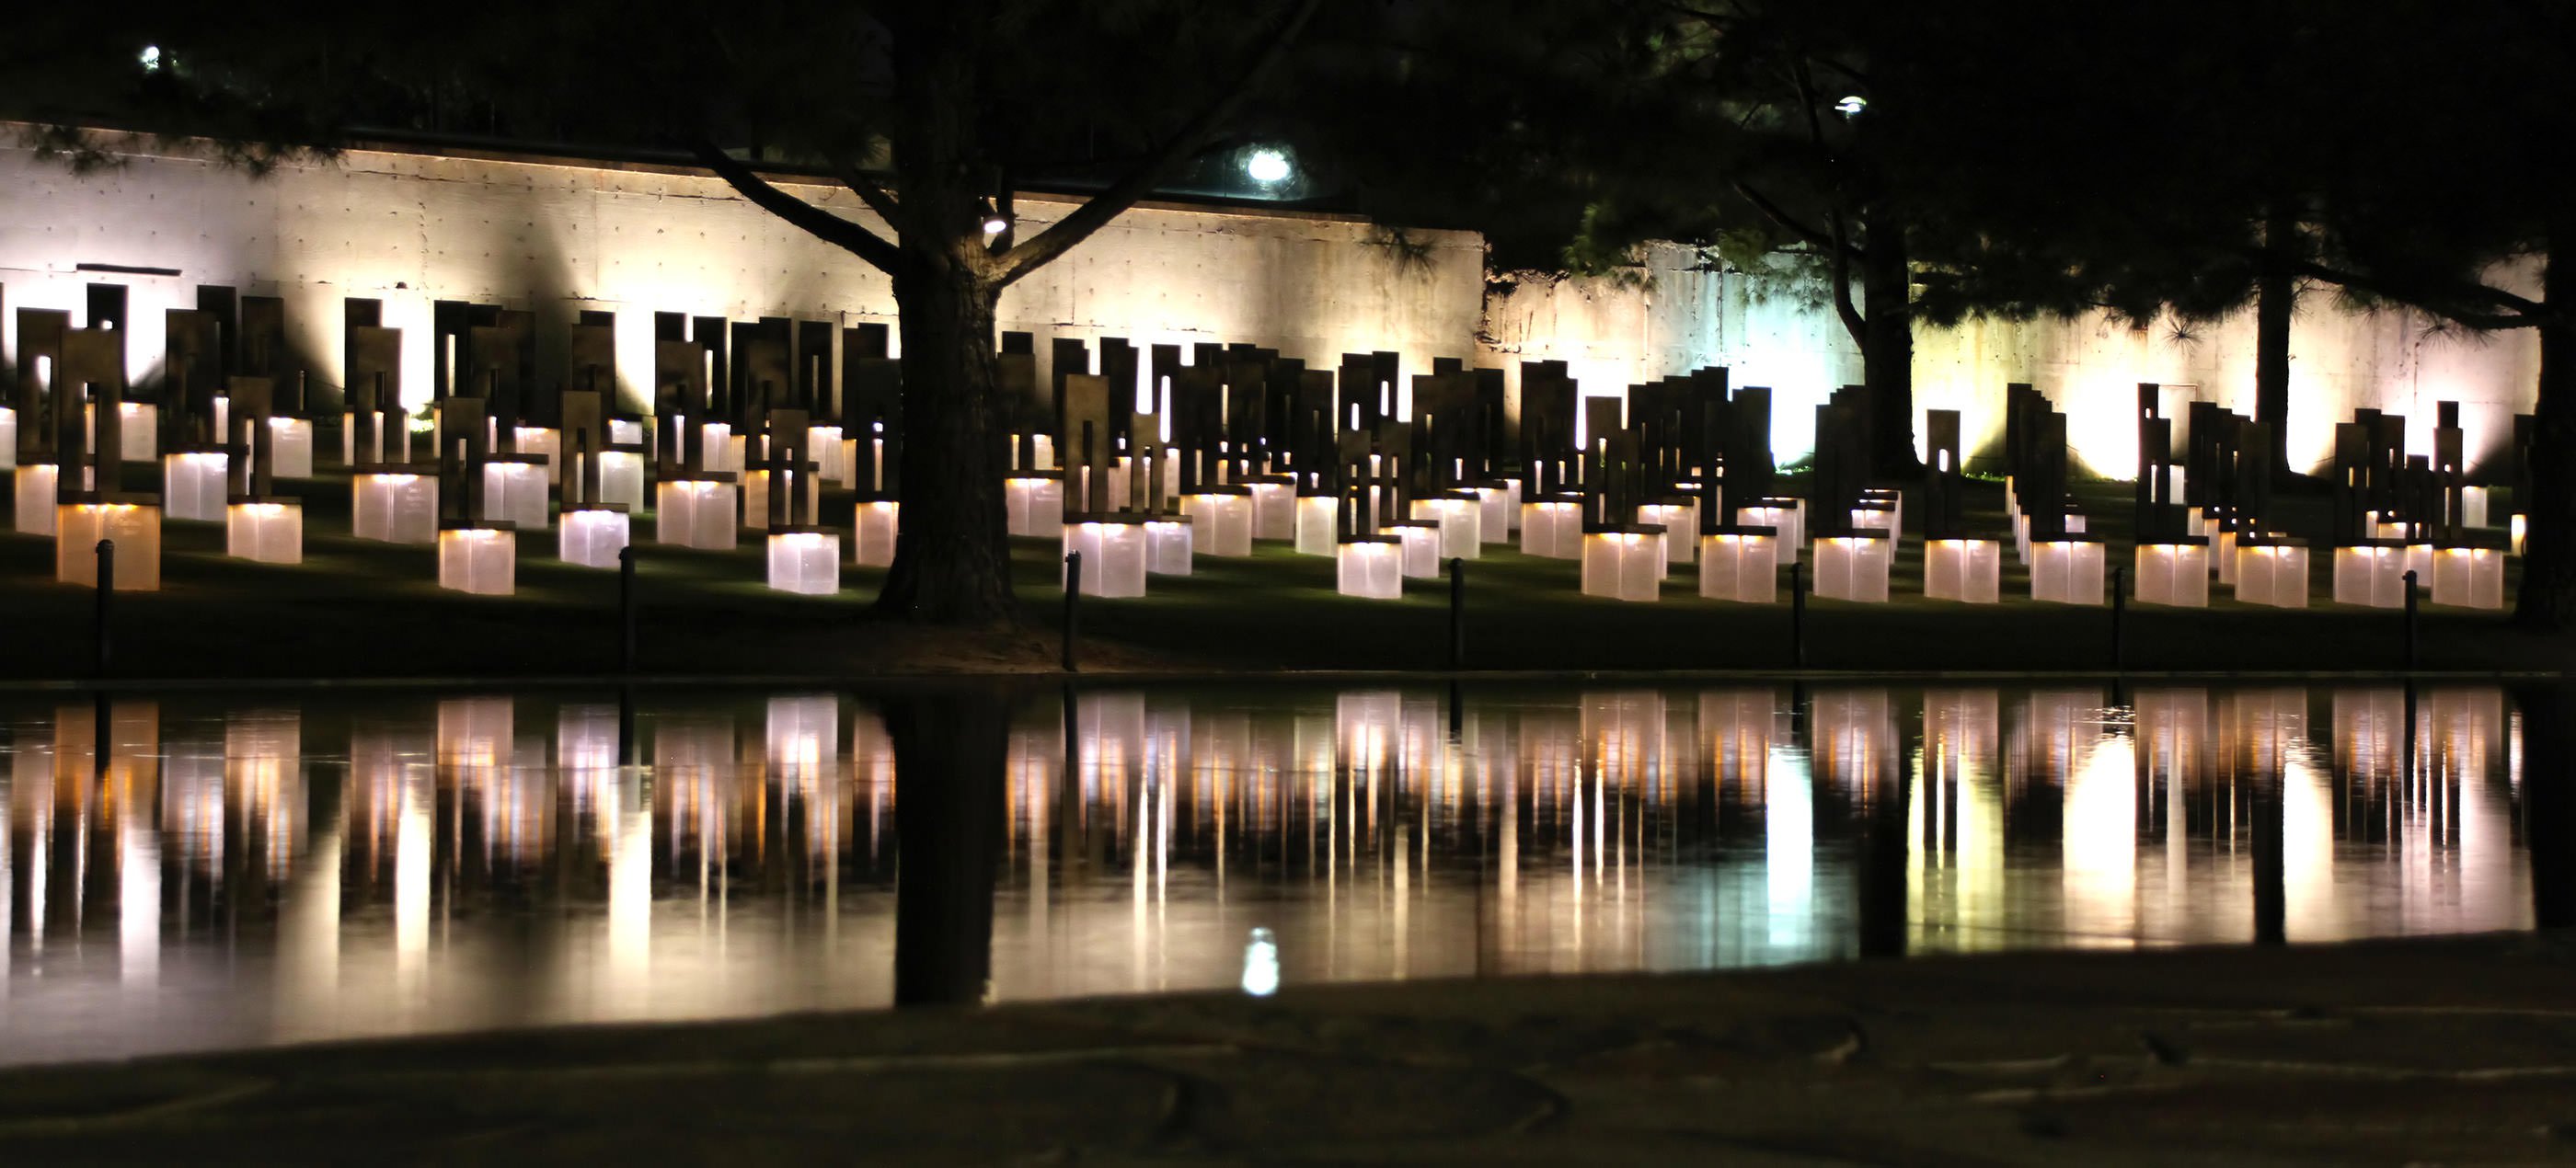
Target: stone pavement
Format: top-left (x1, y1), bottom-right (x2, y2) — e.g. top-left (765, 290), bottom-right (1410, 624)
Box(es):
top-left (5, 933), bottom-right (2575, 1164)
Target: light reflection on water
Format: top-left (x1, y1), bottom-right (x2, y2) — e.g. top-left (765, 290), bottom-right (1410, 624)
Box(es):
top-left (0, 683), bottom-right (2539, 1066)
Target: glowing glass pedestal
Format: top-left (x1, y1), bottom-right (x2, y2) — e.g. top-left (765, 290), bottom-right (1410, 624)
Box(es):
top-left (13, 464), bottom-right (57, 533)
top-left (1925, 538), bottom-right (2002, 604)
top-left (2132, 542), bottom-right (2210, 608)
top-left (225, 501), bottom-right (304, 565)
top-left (1183, 488), bottom-right (1256, 557)
top-left (853, 500), bottom-right (900, 567)
top-left (1812, 533), bottom-right (1893, 603)
top-left (1006, 475), bottom-right (1064, 537)
top-left (2233, 541), bottom-right (2311, 609)
top-left (438, 526), bottom-right (517, 596)
top-left (656, 478), bottom-right (739, 550)
top-left (1294, 495), bottom-right (1338, 556)
top-left (1146, 518), bottom-right (1194, 576)
top-left (2029, 538), bottom-right (2106, 606)
top-left (1336, 537), bottom-right (1403, 600)
top-left (163, 452), bottom-right (230, 521)
top-left (1581, 528), bottom-right (1666, 601)
top-left (2430, 546), bottom-right (2505, 610)
top-left (56, 503), bottom-right (163, 590)
top-left (559, 508), bottom-right (630, 568)
top-left (1062, 521), bottom-right (1148, 598)
top-left (1698, 530), bottom-right (1778, 602)
top-left (2333, 544), bottom-right (2409, 608)
top-left (1520, 498), bottom-right (1583, 559)
top-left (351, 472), bottom-right (439, 544)
top-left (766, 530), bottom-right (843, 596)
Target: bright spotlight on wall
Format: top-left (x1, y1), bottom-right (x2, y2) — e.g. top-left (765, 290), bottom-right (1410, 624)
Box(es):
top-left (1834, 95), bottom-right (1867, 117)
top-left (979, 198), bottom-right (1009, 235)
top-left (1245, 148), bottom-right (1292, 185)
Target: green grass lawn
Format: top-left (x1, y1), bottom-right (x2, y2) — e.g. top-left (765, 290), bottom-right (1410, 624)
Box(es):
top-left (0, 462), bottom-right (2556, 681)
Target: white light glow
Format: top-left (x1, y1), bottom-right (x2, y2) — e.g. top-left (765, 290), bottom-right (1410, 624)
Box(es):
top-left (1245, 149), bottom-right (1292, 184)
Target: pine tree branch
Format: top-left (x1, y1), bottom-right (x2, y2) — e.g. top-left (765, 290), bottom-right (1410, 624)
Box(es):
top-left (995, 0), bottom-right (1324, 287)
top-left (2281, 254), bottom-right (2549, 331)
top-left (692, 141), bottom-right (902, 274)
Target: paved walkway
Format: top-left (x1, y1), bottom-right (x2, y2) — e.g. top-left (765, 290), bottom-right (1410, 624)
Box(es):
top-left (6, 934), bottom-right (2575, 1164)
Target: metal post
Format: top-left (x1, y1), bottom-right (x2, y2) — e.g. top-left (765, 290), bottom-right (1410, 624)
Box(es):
top-left (94, 539), bottom-right (114, 677)
top-left (1790, 560), bottom-right (1807, 670)
top-left (2402, 568), bottom-right (2420, 670)
top-left (1063, 552), bottom-right (1083, 673)
top-left (619, 545), bottom-right (638, 674)
top-left (1447, 557), bottom-right (1466, 670)
top-left (2110, 564), bottom-right (2127, 672)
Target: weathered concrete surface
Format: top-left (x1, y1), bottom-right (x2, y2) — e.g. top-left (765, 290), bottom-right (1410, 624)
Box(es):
top-left (5, 933), bottom-right (2574, 1164)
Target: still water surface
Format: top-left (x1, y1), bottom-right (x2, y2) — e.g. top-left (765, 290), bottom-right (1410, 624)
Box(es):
top-left (0, 683), bottom-right (2541, 1065)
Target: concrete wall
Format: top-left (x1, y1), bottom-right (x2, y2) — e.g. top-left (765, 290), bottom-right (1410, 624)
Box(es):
top-left (1478, 242), bottom-right (2541, 477)
top-left (3, 130), bottom-right (2536, 479)
top-left (0, 132), bottom-right (1484, 418)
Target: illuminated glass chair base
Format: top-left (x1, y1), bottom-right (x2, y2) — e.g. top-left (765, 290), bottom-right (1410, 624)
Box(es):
top-left (2131, 540), bottom-right (2209, 608)
top-left (56, 498), bottom-right (164, 590)
top-left (1146, 515), bottom-right (1194, 576)
top-left (2332, 542), bottom-right (2410, 608)
top-left (559, 505), bottom-right (630, 568)
top-left (2429, 544), bottom-right (2505, 610)
top-left (1183, 487), bottom-right (1257, 556)
top-left (351, 466), bottom-right (440, 544)
top-left (1811, 532), bottom-right (1893, 603)
top-left (765, 527), bottom-right (843, 596)
top-left (1925, 538), bottom-right (2003, 604)
top-left (13, 464), bottom-right (58, 533)
top-left (1247, 475), bottom-right (1298, 541)
top-left (1335, 535), bottom-right (1404, 600)
top-left (437, 521), bottom-right (518, 597)
top-left (2232, 538), bottom-right (2311, 609)
top-left (852, 499), bottom-right (900, 567)
top-left (1412, 490), bottom-right (1484, 560)
top-left (226, 497), bottom-right (304, 565)
top-left (1520, 495), bottom-right (1583, 559)
top-left (597, 448), bottom-right (649, 511)
top-left (1005, 473), bottom-right (1064, 537)
top-left (1735, 498), bottom-right (1803, 565)
top-left (1637, 500), bottom-right (1697, 566)
top-left (1062, 515), bottom-right (1149, 598)
top-left (162, 451), bottom-right (230, 521)
top-left (482, 456), bottom-right (551, 532)
top-left (1475, 483), bottom-right (1512, 544)
top-left (1698, 527), bottom-right (1779, 602)
top-left (741, 466), bottom-right (822, 532)
top-left (0, 406), bottom-right (13, 470)
top-left (655, 475), bottom-right (739, 550)
top-left (269, 417), bottom-right (316, 479)
top-left (1385, 518), bottom-right (1445, 578)
top-left (2029, 537), bottom-right (2106, 605)
top-left (1581, 524), bottom-right (1666, 601)
top-left (1294, 494), bottom-right (1338, 555)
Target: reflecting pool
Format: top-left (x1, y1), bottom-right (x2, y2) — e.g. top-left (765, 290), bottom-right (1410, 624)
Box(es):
top-left (0, 682), bottom-right (2547, 1065)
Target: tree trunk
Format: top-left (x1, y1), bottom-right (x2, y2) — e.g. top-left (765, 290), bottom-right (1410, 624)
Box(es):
top-left (874, 260), bottom-right (1017, 624)
top-left (891, 685), bottom-right (1008, 1007)
top-left (2255, 203), bottom-right (2297, 485)
top-left (1859, 215), bottom-right (1922, 479)
top-left (2515, 223), bottom-right (2571, 628)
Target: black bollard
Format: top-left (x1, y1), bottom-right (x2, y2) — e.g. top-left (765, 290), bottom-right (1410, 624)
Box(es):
top-left (1063, 552), bottom-right (1082, 673)
top-left (94, 539), bottom-right (114, 678)
top-left (2110, 565), bottom-right (2127, 672)
top-left (619, 545), bottom-right (638, 674)
top-left (616, 683), bottom-right (638, 767)
top-left (2402, 568), bottom-right (2420, 670)
top-left (1447, 557), bottom-right (1466, 670)
top-left (1790, 560), bottom-right (1807, 670)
